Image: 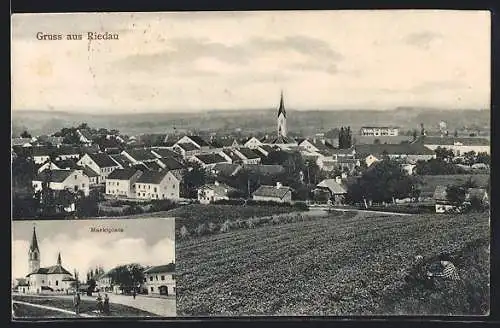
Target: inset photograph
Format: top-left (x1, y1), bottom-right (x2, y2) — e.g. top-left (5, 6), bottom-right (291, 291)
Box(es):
top-left (12, 218), bottom-right (176, 319)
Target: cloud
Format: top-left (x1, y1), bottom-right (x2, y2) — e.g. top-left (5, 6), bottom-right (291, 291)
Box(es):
top-left (403, 31), bottom-right (443, 50)
top-left (113, 35), bottom-right (342, 74)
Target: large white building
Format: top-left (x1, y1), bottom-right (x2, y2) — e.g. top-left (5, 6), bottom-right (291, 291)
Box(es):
top-left (20, 227), bottom-right (76, 294)
top-left (32, 169), bottom-right (90, 196)
top-left (143, 263), bottom-right (176, 296)
top-left (360, 126), bottom-right (399, 137)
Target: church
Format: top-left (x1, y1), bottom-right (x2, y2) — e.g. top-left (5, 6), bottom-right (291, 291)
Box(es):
top-left (19, 227), bottom-right (76, 294)
top-left (262, 91), bottom-right (298, 148)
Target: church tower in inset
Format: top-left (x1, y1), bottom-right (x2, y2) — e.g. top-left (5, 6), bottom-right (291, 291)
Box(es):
top-left (28, 226), bottom-right (41, 273)
top-left (277, 91), bottom-right (287, 137)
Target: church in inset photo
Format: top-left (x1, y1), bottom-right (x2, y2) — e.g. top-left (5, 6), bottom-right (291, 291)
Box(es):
top-left (16, 227), bottom-right (76, 294)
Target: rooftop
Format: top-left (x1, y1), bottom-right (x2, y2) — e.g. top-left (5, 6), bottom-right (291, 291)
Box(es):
top-left (253, 184), bottom-right (292, 199)
top-left (143, 263), bottom-right (175, 274)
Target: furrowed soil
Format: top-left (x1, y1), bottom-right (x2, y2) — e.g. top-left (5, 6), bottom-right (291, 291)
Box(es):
top-left (176, 212), bottom-right (489, 316)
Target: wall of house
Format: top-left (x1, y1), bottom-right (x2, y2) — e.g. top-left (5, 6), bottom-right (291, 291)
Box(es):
top-left (245, 138), bottom-right (262, 149)
top-left (106, 179), bottom-right (133, 198)
top-left (34, 155), bottom-right (50, 164)
top-left (435, 204), bottom-right (457, 213)
top-left (32, 171), bottom-right (90, 196)
top-left (144, 272), bottom-right (176, 296)
top-left (135, 173), bottom-right (180, 200)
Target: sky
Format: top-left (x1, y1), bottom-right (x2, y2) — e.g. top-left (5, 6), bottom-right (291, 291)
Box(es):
top-left (12, 218), bottom-right (175, 281)
top-left (11, 10), bottom-right (490, 113)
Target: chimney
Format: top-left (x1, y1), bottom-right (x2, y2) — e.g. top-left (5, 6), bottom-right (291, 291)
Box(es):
top-left (276, 182), bottom-right (282, 189)
top-left (335, 176), bottom-right (342, 184)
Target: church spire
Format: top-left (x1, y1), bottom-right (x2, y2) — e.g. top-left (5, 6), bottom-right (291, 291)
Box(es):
top-left (57, 252), bottom-right (62, 266)
top-left (30, 226), bottom-right (39, 252)
top-left (278, 90), bottom-right (286, 118)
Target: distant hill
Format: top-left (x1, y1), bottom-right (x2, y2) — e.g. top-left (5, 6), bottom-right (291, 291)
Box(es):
top-left (12, 108), bottom-right (490, 137)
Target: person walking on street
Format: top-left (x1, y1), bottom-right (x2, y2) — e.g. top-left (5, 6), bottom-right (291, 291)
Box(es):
top-left (73, 292), bottom-right (81, 315)
top-left (103, 294), bottom-right (110, 314)
top-left (133, 289), bottom-right (136, 299)
top-left (96, 293), bottom-right (103, 313)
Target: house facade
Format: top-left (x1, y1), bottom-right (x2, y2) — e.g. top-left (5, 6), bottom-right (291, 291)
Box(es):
top-left (32, 169), bottom-right (91, 196)
top-left (197, 181), bottom-right (235, 204)
top-left (77, 153), bottom-right (122, 184)
top-left (134, 170), bottom-right (181, 200)
top-left (143, 263), bottom-right (176, 296)
top-left (360, 126), bottom-right (399, 137)
top-left (106, 169), bottom-right (144, 198)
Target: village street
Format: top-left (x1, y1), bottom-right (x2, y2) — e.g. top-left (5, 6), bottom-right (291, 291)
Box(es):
top-left (13, 293), bottom-right (176, 317)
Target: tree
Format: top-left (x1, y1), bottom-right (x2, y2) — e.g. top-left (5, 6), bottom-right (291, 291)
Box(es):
top-left (182, 161), bottom-right (207, 198)
top-left (446, 185), bottom-right (466, 206)
top-left (20, 130), bottom-right (32, 138)
top-left (434, 147), bottom-right (455, 162)
top-left (110, 264), bottom-right (145, 293)
top-left (454, 130), bottom-right (458, 137)
top-left (346, 159), bottom-right (419, 204)
top-left (476, 152), bottom-right (490, 165)
top-left (463, 151), bottom-right (476, 165)
top-left (415, 158), bottom-right (466, 175)
top-left (338, 126), bottom-right (353, 149)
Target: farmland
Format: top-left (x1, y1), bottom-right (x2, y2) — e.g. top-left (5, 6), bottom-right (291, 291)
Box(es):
top-left (418, 174), bottom-right (489, 198)
top-left (176, 211), bottom-right (489, 316)
top-left (164, 204), bottom-right (300, 232)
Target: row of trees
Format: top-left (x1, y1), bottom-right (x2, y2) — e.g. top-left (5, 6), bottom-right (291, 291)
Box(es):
top-left (346, 160), bottom-right (421, 204)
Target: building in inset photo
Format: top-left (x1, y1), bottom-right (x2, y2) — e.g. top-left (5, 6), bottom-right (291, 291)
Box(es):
top-left (12, 218), bottom-right (176, 319)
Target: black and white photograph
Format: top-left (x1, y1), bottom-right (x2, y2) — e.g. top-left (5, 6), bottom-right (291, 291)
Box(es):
top-left (11, 10), bottom-right (490, 317)
top-left (11, 218), bottom-right (176, 319)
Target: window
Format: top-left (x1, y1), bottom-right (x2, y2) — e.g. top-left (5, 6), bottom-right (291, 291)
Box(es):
top-left (156, 275), bottom-right (158, 281)
top-left (151, 287), bottom-right (154, 292)
top-left (74, 175), bottom-right (77, 179)
top-left (173, 184), bottom-right (176, 189)
top-left (154, 187), bottom-right (157, 192)
top-left (161, 275), bottom-right (165, 281)
top-left (56, 280), bottom-right (58, 286)
top-left (150, 276), bottom-right (153, 281)
top-left (144, 278), bottom-right (146, 282)
top-left (82, 184), bottom-right (85, 188)
top-left (42, 280), bottom-right (44, 283)
top-left (148, 185), bottom-right (151, 190)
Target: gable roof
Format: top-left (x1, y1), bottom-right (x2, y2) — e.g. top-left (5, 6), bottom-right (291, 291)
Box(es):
top-left (136, 170), bottom-right (168, 184)
top-left (268, 135), bottom-right (297, 145)
top-left (124, 149), bottom-right (158, 161)
top-left (151, 148), bottom-right (182, 159)
top-left (200, 182), bottom-right (236, 196)
top-left (34, 169), bottom-right (75, 183)
top-left (466, 188), bottom-right (488, 201)
top-left (158, 157), bottom-right (184, 171)
top-left (187, 136), bottom-right (210, 147)
top-left (194, 153), bottom-right (228, 165)
top-left (236, 148), bottom-right (261, 159)
top-left (79, 166), bottom-right (100, 177)
top-left (253, 185), bottom-right (292, 199)
top-left (317, 179), bottom-right (347, 194)
top-left (54, 158), bottom-right (78, 169)
top-left (86, 153), bottom-right (120, 168)
top-left (212, 163), bottom-right (242, 176)
top-left (28, 265), bottom-right (72, 276)
top-left (110, 154), bottom-right (133, 167)
top-left (257, 145), bottom-right (276, 153)
top-left (176, 143), bottom-right (199, 152)
top-left (143, 263), bottom-right (175, 274)
top-left (213, 138), bottom-right (238, 147)
top-left (222, 149), bottom-right (241, 162)
top-left (107, 168), bottom-right (142, 180)
top-left (144, 161), bottom-right (163, 171)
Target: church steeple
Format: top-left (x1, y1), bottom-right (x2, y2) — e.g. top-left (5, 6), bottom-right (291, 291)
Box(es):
top-left (30, 226), bottom-right (39, 252)
top-left (277, 91), bottom-right (287, 137)
top-left (57, 252), bottom-right (62, 266)
top-left (278, 90), bottom-right (286, 118)
top-left (28, 226), bottom-right (41, 273)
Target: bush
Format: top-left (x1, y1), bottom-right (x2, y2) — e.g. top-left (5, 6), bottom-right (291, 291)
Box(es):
top-left (195, 223), bottom-right (209, 236)
top-left (246, 219), bottom-right (255, 229)
top-left (213, 199), bottom-right (245, 206)
top-left (293, 201), bottom-right (309, 211)
top-left (207, 222), bottom-right (218, 232)
top-left (220, 220), bottom-right (232, 233)
top-left (179, 225), bottom-right (190, 239)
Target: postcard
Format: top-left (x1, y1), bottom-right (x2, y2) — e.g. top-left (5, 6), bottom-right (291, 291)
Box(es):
top-left (11, 10), bottom-right (490, 317)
